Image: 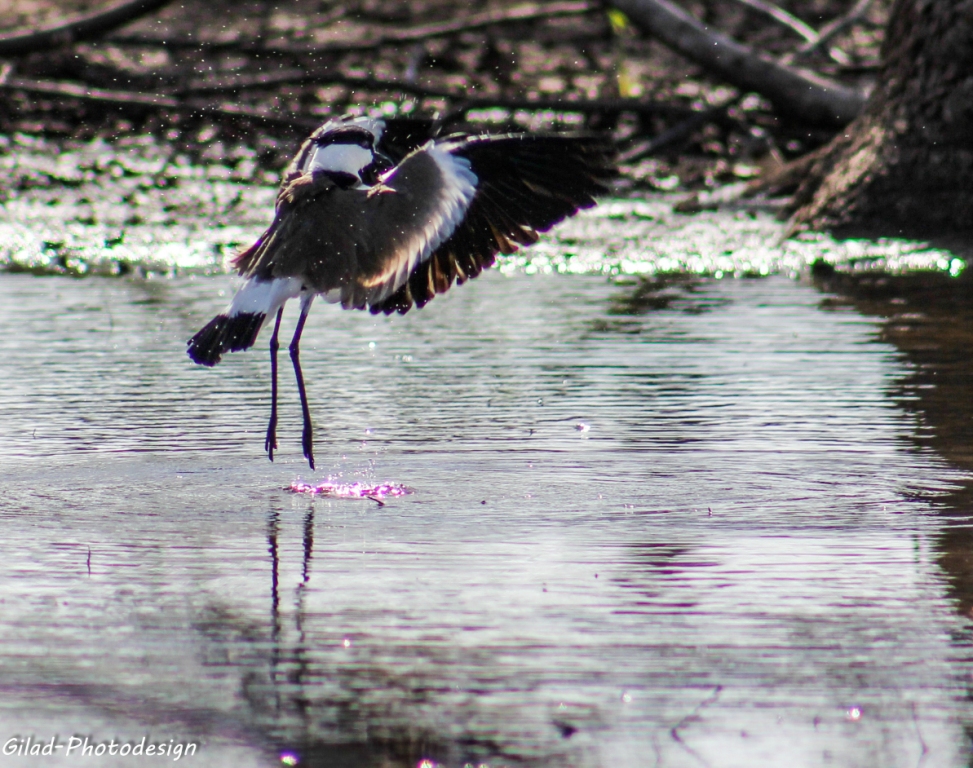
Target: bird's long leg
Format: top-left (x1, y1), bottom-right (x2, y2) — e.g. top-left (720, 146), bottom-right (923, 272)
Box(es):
top-left (265, 307), bottom-right (284, 462)
top-left (289, 293), bottom-right (316, 470)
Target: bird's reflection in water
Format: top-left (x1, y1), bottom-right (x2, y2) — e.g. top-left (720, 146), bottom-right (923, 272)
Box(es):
top-left (253, 504), bottom-right (452, 768)
top-left (264, 505), bottom-right (314, 761)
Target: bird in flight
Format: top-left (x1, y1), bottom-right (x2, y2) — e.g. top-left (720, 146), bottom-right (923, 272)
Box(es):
top-left (187, 115), bottom-right (615, 469)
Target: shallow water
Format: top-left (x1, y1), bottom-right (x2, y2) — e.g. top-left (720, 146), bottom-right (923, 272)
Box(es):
top-left (2, 263), bottom-right (973, 767)
top-left (3, 132), bottom-right (973, 767)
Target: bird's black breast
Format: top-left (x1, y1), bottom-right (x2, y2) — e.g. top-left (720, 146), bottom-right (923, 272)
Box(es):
top-left (320, 170), bottom-right (361, 189)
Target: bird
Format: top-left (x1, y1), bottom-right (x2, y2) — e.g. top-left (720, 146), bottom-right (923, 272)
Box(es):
top-left (187, 114), bottom-right (615, 469)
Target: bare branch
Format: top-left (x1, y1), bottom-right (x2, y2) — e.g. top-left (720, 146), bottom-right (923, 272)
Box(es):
top-left (0, 75), bottom-right (317, 131)
top-left (0, 0), bottom-right (177, 57)
top-left (730, 0), bottom-right (854, 65)
top-left (617, 96), bottom-right (740, 163)
top-left (444, 93), bottom-right (693, 119)
top-left (108, 1), bottom-right (596, 54)
top-left (178, 70), bottom-right (473, 99)
top-left (792, 0), bottom-right (876, 59)
top-left (609, 0), bottom-right (864, 126)
top-left (349, 0), bottom-right (595, 45)
top-left (730, 0), bottom-right (817, 43)
top-left (0, 72), bottom-right (690, 133)
top-left (178, 68), bottom-right (312, 96)
top-left (176, 69), bottom-right (695, 119)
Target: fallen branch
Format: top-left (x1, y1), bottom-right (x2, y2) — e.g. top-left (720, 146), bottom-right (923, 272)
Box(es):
top-left (179, 69), bottom-right (490, 100)
top-left (608, 0), bottom-right (864, 126)
top-left (178, 68), bottom-right (313, 96)
top-left (107, 1), bottom-right (595, 54)
top-left (791, 0), bottom-right (875, 60)
top-left (0, 75), bottom-right (318, 131)
top-left (177, 69), bottom-right (694, 118)
top-left (730, 0), bottom-right (817, 43)
top-left (0, 0), bottom-right (176, 57)
top-left (743, 142), bottom-right (829, 199)
top-left (730, 0), bottom-right (851, 65)
top-left (175, 69), bottom-right (696, 122)
top-left (0, 72), bottom-right (690, 133)
top-left (673, 143), bottom-right (837, 214)
top-left (446, 94), bottom-right (693, 116)
top-left (730, 0), bottom-right (855, 65)
top-left (617, 96), bottom-right (741, 163)
top-left (342, 0), bottom-right (595, 46)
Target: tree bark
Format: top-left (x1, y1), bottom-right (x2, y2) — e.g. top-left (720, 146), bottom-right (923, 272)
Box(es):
top-left (787, 0), bottom-right (973, 236)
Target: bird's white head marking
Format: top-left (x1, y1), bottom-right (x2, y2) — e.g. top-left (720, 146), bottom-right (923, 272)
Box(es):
top-left (303, 116), bottom-right (390, 186)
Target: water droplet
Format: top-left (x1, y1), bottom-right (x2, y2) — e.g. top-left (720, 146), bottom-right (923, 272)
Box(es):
top-left (846, 706), bottom-right (862, 721)
top-left (343, 638), bottom-right (351, 648)
top-left (280, 753), bottom-right (299, 766)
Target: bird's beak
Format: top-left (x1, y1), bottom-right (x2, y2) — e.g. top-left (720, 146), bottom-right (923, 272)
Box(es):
top-left (363, 152), bottom-right (396, 185)
top-left (376, 151), bottom-right (395, 171)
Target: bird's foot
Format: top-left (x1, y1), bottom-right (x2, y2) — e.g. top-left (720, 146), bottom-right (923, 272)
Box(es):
top-left (302, 424), bottom-right (315, 471)
top-left (265, 418), bottom-right (278, 462)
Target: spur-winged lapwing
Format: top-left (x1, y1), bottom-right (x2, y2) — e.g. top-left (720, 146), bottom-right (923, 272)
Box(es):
top-left (188, 115), bottom-right (615, 469)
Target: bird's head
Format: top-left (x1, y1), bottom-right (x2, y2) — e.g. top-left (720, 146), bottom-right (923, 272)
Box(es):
top-left (303, 116), bottom-right (394, 187)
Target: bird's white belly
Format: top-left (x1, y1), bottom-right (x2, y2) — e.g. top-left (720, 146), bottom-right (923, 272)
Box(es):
top-left (227, 276), bottom-right (305, 316)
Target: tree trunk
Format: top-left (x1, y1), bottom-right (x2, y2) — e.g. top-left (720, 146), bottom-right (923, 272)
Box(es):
top-left (787, 0), bottom-right (973, 236)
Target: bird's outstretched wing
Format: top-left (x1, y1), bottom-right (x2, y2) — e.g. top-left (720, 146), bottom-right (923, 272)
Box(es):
top-left (231, 142), bottom-right (478, 309)
top-left (369, 133), bottom-right (616, 315)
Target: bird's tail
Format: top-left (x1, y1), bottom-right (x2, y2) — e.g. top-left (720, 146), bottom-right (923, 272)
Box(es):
top-left (187, 312), bottom-right (266, 367)
top-left (187, 276), bottom-right (305, 366)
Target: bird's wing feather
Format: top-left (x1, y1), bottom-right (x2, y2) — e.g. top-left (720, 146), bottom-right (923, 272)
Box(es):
top-left (232, 142), bottom-right (477, 309)
top-left (370, 133), bottom-right (616, 315)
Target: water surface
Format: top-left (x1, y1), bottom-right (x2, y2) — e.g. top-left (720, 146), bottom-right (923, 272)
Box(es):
top-left (2, 266), bottom-right (972, 767)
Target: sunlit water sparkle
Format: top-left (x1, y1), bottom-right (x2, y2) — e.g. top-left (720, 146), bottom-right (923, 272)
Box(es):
top-left (289, 480), bottom-right (414, 499)
top-left (0, 134), bottom-right (963, 278)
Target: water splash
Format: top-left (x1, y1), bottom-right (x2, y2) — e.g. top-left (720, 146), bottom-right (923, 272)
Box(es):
top-left (289, 479), bottom-right (413, 501)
